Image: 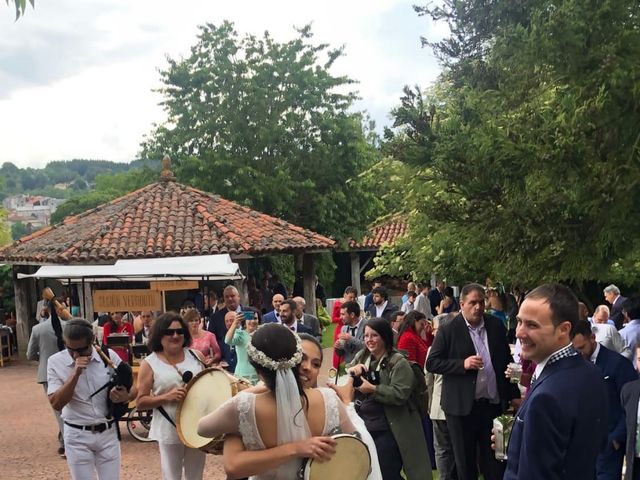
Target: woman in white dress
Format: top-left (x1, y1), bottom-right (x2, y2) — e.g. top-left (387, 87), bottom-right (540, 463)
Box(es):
top-left (197, 323), bottom-right (355, 479)
top-left (136, 312), bottom-right (207, 480)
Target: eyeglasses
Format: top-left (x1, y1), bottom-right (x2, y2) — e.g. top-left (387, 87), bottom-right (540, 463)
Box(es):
top-left (66, 344), bottom-right (92, 354)
top-left (163, 328), bottom-right (186, 336)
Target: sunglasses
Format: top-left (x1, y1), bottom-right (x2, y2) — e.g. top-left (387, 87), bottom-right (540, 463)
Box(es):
top-left (66, 344), bottom-right (92, 354)
top-left (163, 328), bottom-right (186, 336)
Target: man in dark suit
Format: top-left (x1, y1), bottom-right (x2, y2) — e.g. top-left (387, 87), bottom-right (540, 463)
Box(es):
top-left (605, 284), bottom-right (628, 330)
top-left (366, 286), bottom-right (398, 322)
top-left (208, 285), bottom-right (250, 347)
top-left (504, 283), bottom-right (608, 480)
top-left (622, 346), bottom-right (640, 480)
top-left (572, 320), bottom-right (636, 480)
top-left (279, 299), bottom-right (313, 335)
top-left (262, 293), bottom-right (284, 324)
top-left (293, 296), bottom-right (322, 342)
top-left (426, 283), bottom-right (518, 480)
top-left (363, 278), bottom-right (382, 313)
top-left (428, 280), bottom-right (445, 316)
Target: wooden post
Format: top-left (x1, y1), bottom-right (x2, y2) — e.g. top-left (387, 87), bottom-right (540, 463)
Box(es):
top-left (81, 282), bottom-right (94, 321)
top-left (350, 252), bottom-right (361, 295)
top-left (13, 265), bottom-right (36, 360)
top-left (302, 254), bottom-right (317, 316)
top-left (236, 259), bottom-right (250, 306)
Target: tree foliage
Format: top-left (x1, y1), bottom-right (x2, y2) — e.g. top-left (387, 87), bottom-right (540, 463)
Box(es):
top-left (141, 21), bottom-right (380, 243)
top-left (0, 209), bottom-right (10, 246)
top-left (5, 0), bottom-right (33, 20)
top-left (375, 0), bottom-right (640, 286)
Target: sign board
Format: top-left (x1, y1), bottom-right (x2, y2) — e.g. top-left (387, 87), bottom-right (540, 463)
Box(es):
top-left (150, 280), bottom-right (199, 292)
top-left (93, 289), bottom-right (162, 312)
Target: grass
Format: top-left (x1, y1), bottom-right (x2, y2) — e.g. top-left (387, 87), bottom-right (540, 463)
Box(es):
top-left (321, 322), bottom-right (337, 348)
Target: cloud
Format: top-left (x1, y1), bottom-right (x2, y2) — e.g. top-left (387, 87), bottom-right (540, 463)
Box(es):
top-left (0, 0), bottom-right (447, 168)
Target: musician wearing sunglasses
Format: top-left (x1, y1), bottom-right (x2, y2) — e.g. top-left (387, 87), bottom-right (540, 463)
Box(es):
top-left (136, 312), bottom-right (207, 480)
top-left (47, 318), bottom-right (134, 480)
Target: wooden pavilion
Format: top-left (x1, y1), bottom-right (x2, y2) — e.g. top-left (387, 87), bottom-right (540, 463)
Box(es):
top-left (0, 158), bottom-right (335, 356)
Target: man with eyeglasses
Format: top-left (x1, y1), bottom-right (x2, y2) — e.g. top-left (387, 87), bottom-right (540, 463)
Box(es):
top-left (47, 318), bottom-right (135, 480)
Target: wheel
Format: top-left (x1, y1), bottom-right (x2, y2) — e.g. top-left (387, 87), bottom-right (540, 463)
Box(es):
top-left (126, 407), bottom-right (154, 442)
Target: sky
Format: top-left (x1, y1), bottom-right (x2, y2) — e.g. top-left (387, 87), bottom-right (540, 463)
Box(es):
top-left (0, 0), bottom-right (446, 169)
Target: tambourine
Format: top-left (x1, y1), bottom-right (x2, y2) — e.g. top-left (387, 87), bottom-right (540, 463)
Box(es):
top-left (300, 433), bottom-right (371, 480)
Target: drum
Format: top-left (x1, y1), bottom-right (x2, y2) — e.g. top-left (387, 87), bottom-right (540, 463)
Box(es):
top-left (176, 367), bottom-right (251, 454)
top-left (301, 434), bottom-right (371, 480)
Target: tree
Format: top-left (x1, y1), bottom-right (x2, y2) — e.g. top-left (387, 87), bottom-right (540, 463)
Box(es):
top-left (141, 21), bottom-right (379, 243)
top-left (0, 209), bottom-right (10, 246)
top-left (10, 221), bottom-right (28, 241)
top-left (373, 1), bottom-right (640, 286)
top-left (5, 0), bottom-right (33, 19)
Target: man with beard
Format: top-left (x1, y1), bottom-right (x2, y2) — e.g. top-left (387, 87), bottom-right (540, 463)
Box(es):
top-left (365, 287), bottom-right (398, 322)
top-left (278, 299), bottom-right (313, 335)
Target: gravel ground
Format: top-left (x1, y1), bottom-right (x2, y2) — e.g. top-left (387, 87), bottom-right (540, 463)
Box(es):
top-left (1, 348), bottom-right (334, 480)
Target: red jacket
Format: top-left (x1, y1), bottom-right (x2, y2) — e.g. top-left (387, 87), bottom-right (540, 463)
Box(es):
top-left (397, 327), bottom-right (429, 367)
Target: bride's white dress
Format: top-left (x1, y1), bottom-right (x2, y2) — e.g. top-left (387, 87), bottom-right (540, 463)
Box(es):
top-left (202, 387), bottom-right (382, 480)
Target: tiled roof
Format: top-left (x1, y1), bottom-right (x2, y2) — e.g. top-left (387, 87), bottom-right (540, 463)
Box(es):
top-left (348, 219), bottom-right (407, 250)
top-left (0, 180), bottom-right (335, 264)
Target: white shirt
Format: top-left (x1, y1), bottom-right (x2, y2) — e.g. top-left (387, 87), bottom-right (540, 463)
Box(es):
top-left (589, 342), bottom-right (601, 364)
top-left (533, 343), bottom-right (572, 380)
top-left (47, 347), bottom-right (121, 425)
top-left (375, 301), bottom-right (388, 318)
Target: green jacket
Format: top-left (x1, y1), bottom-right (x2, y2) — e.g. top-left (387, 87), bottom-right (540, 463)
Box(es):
top-left (351, 349), bottom-right (432, 480)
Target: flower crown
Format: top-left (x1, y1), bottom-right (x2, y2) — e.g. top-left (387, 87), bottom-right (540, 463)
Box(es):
top-left (246, 328), bottom-right (303, 371)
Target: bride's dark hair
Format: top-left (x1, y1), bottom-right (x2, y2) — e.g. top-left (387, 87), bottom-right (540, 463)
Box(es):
top-left (249, 323), bottom-right (306, 401)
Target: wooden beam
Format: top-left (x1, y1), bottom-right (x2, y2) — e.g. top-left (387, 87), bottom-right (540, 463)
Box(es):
top-left (13, 265), bottom-right (36, 360)
top-left (235, 259), bottom-right (250, 306)
top-left (350, 252), bottom-right (361, 296)
top-left (302, 254), bottom-right (317, 316)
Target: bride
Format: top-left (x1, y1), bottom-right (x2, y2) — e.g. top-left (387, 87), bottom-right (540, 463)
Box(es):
top-left (197, 323), bottom-right (355, 479)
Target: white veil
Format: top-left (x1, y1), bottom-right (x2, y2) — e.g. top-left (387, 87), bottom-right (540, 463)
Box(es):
top-left (274, 368), bottom-right (310, 478)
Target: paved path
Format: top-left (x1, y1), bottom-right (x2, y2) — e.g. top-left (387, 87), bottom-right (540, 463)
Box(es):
top-left (0, 347), bottom-right (335, 479)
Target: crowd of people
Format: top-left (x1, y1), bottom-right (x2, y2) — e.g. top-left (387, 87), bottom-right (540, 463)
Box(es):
top-left (24, 277), bottom-right (640, 480)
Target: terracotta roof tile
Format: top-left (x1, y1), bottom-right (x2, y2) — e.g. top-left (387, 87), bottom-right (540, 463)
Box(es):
top-left (348, 219), bottom-right (407, 250)
top-left (0, 180), bottom-right (334, 265)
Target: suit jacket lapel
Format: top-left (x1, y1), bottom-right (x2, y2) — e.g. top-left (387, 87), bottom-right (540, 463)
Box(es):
top-left (454, 314), bottom-right (476, 357)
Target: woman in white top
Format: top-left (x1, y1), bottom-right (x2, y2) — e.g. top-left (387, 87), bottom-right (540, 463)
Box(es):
top-left (197, 323), bottom-right (355, 479)
top-left (136, 312), bottom-right (207, 480)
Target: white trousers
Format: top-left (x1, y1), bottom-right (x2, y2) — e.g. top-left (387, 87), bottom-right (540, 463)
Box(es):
top-left (63, 423), bottom-right (120, 480)
top-left (158, 442), bottom-right (206, 480)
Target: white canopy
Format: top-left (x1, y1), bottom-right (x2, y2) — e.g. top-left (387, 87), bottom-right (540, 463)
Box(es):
top-left (17, 254), bottom-right (243, 283)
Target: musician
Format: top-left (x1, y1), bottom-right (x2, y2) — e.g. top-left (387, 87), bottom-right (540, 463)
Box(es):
top-left (47, 319), bottom-right (133, 480)
top-left (136, 312), bottom-right (207, 480)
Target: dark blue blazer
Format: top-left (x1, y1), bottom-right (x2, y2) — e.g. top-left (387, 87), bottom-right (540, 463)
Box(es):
top-left (505, 354), bottom-right (608, 480)
top-left (622, 379), bottom-right (640, 480)
top-left (595, 345), bottom-right (637, 444)
top-left (262, 310), bottom-right (279, 324)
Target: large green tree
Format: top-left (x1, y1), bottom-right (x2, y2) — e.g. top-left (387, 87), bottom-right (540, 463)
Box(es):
top-left (141, 21), bottom-right (379, 243)
top-left (374, 0), bottom-right (640, 286)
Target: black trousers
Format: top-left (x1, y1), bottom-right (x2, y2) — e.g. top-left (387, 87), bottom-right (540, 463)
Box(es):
top-left (371, 429), bottom-right (403, 480)
top-left (445, 400), bottom-right (504, 480)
